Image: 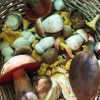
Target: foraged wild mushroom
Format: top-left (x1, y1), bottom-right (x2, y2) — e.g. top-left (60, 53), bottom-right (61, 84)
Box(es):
top-left (33, 76), bottom-right (52, 100)
top-left (41, 48), bottom-right (59, 64)
top-left (14, 46), bottom-right (32, 56)
top-left (21, 31), bottom-right (36, 44)
top-left (69, 51), bottom-right (100, 100)
top-left (25, 0), bottom-right (51, 20)
top-left (0, 55), bottom-right (40, 100)
top-left (53, 0), bottom-right (65, 11)
top-left (42, 14), bottom-right (64, 33)
top-left (35, 37), bottom-right (55, 54)
top-left (65, 34), bottom-right (84, 51)
top-left (13, 37), bottom-right (30, 49)
top-left (1, 42), bottom-right (14, 62)
top-left (35, 18), bottom-right (45, 37)
top-left (5, 12), bottom-right (22, 30)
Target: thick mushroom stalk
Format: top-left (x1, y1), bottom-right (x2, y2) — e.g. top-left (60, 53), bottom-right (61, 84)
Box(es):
top-left (0, 55), bottom-right (40, 100)
top-left (13, 69), bottom-right (38, 100)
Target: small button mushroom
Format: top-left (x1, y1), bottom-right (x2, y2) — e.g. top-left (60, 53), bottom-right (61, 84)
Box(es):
top-left (1, 42), bottom-right (14, 62)
top-left (0, 55), bottom-right (40, 100)
top-left (53, 0), bottom-right (65, 11)
top-left (42, 48), bottom-right (59, 64)
top-left (21, 31), bottom-right (36, 44)
top-left (42, 14), bottom-right (64, 33)
top-left (35, 37), bottom-right (55, 54)
top-left (65, 34), bottom-right (84, 51)
top-left (33, 76), bottom-right (52, 100)
top-left (5, 12), bottom-right (22, 30)
top-left (14, 46), bottom-right (32, 56)
top-left (21, 31), bottom-right (34, 39)
top-left (69, 51), bottom-right (100, 100)
top-left (13, 37), bottom-right (30, 49)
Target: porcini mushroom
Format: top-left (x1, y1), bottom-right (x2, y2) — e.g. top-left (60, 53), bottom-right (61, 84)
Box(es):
top-left (0, 55), bottom-right (40, 100)
top-left (25, 0), bottom-right (52, 20)
top-left (69, 51), bottom-right (100, 100)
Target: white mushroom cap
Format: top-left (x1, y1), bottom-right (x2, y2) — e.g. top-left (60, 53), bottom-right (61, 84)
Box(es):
top-left (54, 0), bottom-right (65, 11)
top-left (13, 37), bottom-right (30, 49)
top-left (42, 14), bottom-right (64, 33)
top-left (66, 34), bottom-right (84, 50)
top-left (35, 37), bottom-right (55, 54)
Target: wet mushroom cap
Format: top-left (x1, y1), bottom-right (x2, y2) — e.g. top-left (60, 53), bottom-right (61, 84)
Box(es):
top-left (0, 55), bottom-right (40, 84)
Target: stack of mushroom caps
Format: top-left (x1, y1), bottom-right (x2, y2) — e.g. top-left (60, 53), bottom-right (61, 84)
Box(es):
top-left (0, 55), bottom-right (40, 100)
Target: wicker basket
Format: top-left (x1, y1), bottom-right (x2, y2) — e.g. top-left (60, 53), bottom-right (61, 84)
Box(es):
top-left (0, 0), bottom-right (100, 100)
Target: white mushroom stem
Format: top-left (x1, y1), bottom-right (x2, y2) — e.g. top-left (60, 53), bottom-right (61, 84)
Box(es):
top-left (35, 18), bottom-right (45, 37)
top-left (13, 69), bottom-right (38, 100)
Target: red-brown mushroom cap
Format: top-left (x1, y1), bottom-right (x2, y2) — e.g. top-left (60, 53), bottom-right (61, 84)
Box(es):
top-left (25, 0), bottom-right (52, 20)
top-left (0, 55), bottom-right (40, 84)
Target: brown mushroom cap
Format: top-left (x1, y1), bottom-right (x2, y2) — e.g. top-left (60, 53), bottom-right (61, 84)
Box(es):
top-left (25, 0), bottom-right (51, 20)
top-left (0, 55), bottom-right (40, 84)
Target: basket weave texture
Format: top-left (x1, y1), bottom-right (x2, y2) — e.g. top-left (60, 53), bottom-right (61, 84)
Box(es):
top-left (63, 0), bottom-right (100, 42)
top-left (63, 0), bottom-right (100, 21)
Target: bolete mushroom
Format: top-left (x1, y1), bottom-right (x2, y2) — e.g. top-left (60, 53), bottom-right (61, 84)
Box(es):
top-left (25, 0), bottom-right (52, 20)
top-left (0, 55), bottom-right (40, 100)
top-left (69, 51), bottom-right (100, 100)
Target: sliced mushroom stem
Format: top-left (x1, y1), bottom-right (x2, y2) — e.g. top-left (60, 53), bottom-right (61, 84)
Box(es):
top-left (13, 69), bottom-right (36, 100)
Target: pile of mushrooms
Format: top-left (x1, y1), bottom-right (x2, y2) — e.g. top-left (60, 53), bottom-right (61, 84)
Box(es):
top-left (0, 55), bottom-right (40, 100)
top-left (0, 0), bottom-right (100, 100)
